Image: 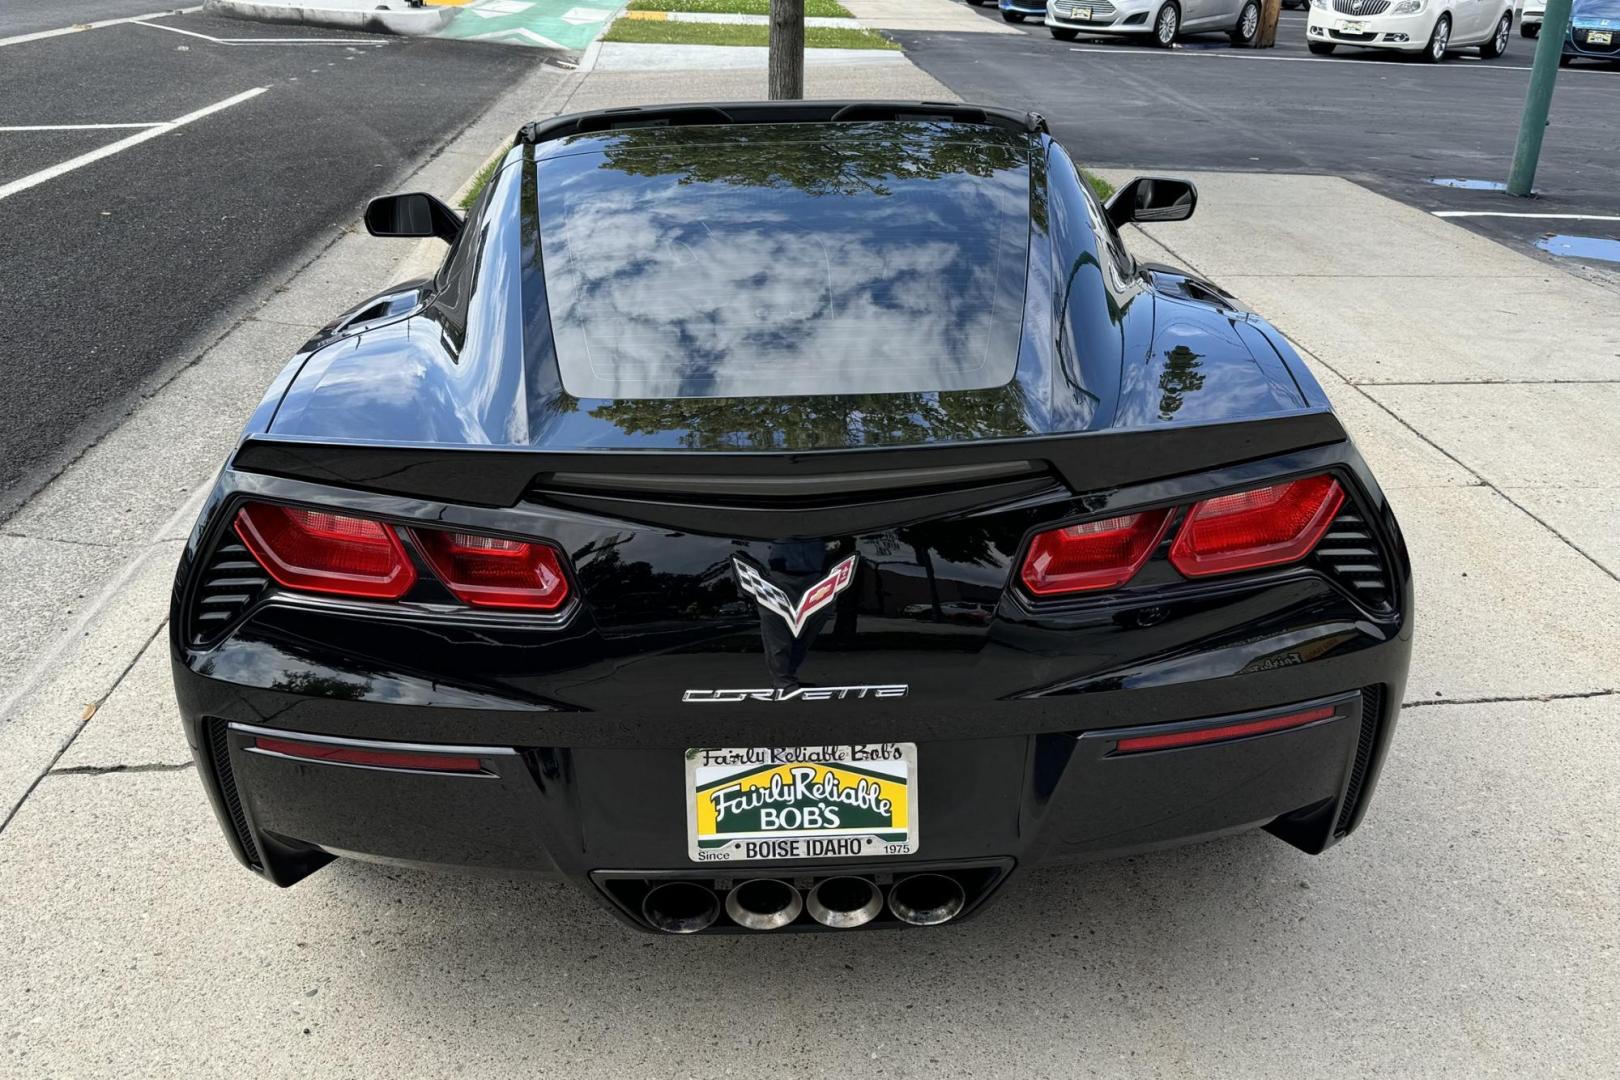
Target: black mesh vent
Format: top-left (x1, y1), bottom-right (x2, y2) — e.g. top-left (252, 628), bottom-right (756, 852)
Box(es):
top-left (1335, 685), bottom-right (1383, 836)
top-left (189, 538), bottom-right (269, 645)
top-left (205, 718), bottom-right (261, 870)
top-left (1315, 507), bottom-right (1392, 610)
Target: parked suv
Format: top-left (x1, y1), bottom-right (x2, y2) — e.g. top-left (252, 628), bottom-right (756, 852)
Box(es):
top-left (1306, 0), bottom-right (1514, 61)
top-left (1045, 0), bottom-right (1264, 47)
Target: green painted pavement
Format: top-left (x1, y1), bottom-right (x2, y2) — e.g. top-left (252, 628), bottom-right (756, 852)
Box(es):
top-left (435, 0), bottom-right (625, 51)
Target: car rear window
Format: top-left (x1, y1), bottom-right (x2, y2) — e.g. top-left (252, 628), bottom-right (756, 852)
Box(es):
top-left (534, 125), bottom-right (1031, 400)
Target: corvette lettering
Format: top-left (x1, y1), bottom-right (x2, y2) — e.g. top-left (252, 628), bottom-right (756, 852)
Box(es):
top-left (733, 554), bottom-right (858, 638)
top-left (683, 685), bottom-right (909, 703)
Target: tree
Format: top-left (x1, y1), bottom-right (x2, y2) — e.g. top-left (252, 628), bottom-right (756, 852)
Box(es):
top-left (769, 0), bottom-right (805, 100)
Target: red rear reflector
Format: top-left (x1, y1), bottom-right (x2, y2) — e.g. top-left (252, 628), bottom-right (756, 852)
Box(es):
top-left (1169, 475), bottom-right (1345, 578)
top-left (1020, 509), bottom-right (1173, 596)
top-left (234, 503), bottom-right (415, 599)
top-left (1114, 705), bottom-right (1337, 754)
top-left (413, 529), bottom-right (570, 610)
top-left (253, 736), bottom-right (484, 773)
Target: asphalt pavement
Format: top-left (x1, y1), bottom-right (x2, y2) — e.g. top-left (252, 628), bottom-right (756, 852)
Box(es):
top-left (0, 8), bottom-right (543, 518)
top-left (897, 5), bottom-right (1620, 278)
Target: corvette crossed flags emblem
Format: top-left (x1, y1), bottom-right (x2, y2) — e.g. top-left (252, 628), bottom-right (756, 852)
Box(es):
top-left (732, 555), bottom-right (858, 638)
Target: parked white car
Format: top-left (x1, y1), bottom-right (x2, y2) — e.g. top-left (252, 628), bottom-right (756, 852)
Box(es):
top-left (1306, 0), bottom-right (1515, 60)
top-left (1521, 0), bottom-right (1544, 35)
top-left (1045, 0), bottom-right (1264, 47)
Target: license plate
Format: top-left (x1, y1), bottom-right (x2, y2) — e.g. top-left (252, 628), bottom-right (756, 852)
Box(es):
top-left (1589, 30), bottom-right (1613, 44)
top-left (685, 744), bottom-right (918, 863)
top-left (1339, 18), bottom-right (1364, 31)
top-left (1074, 6), bottom-right (1091, 18)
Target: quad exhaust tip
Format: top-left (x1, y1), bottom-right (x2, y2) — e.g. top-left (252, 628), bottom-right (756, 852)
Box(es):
top-left (806, 876), bottom-right (884, 929)
top-left (887, 873), bottom-right (967, 926)
top-left (725, 878), bottom-right (803, 931)
top-left (641, 881), bottom-right (721, 935)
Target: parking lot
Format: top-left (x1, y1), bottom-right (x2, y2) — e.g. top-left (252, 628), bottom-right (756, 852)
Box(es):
top-left (0, 7), bottom-right (543, 516)
top-left (2, 3), bottom-right (1618, 1076)
top-left (902, 4), bottom-right (1620, 275)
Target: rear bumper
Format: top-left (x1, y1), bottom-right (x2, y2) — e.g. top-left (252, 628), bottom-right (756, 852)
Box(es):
top-left (178, 656), bottom-right (1406, 929)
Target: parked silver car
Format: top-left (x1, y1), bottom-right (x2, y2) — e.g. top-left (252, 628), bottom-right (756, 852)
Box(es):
top-left (1045, 0), bottom-right (1264, 45)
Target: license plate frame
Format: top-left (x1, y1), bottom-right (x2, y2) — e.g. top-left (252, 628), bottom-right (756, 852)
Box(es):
top-left (685, 744), bottom-right (918, 863)
top-left (1588, 30), bottom-right (1613, 44)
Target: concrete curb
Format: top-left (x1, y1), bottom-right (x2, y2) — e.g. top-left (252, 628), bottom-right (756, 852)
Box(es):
top-left (202, 0), bottom-right (458, 36)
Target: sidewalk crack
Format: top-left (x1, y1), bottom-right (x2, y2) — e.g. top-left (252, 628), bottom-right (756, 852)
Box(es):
top-left (1404, 689), bottom-right (1619, 709)
top-left (50, 762), bottom-right (194, 776)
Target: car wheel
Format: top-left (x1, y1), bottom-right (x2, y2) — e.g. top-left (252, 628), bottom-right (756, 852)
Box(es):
top-left (1230, 0), bottom-right (1260, 45)
top-left (1520, 22), bottom-right (1538, 37)
top-left (1422, 13), bottom-right (1450, 62)
top-left (1051, 26), bottom-right (1079, 39)
top-left (1153, 1), bottom-right (1180, 46)
top-left (1002, 9), bottom-right (1026, 19)
top-left (1307, 40), bottom-right (1336, 54)
top-left (1480, 12), bottom-right (1510, 56)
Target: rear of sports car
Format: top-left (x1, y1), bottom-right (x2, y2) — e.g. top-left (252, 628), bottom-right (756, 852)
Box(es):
top-left (172, 103), bottom-right (1411, 934)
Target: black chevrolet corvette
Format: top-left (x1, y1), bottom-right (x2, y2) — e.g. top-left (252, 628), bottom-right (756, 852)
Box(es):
top-left (172, 102), bottom-right (1411, 934)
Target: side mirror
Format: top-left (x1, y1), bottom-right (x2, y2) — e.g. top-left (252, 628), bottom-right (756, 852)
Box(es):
top-left (364, 192), bottom-right (462, 244)
top-left (1104, 177), bottom-right (1198, 228)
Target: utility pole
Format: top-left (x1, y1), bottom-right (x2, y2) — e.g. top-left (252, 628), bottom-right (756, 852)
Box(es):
top-left (769, 0), bottom-right (806, 100)
top-left (1254, 0), bottom-right (1281, 47)
top-left (1507, 0), bottom-right (1573, 196)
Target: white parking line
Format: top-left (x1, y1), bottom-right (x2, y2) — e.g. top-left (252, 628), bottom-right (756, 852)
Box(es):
top-left (0, 123), bottom-right (166, 131)
top-left (1434, 211), bottom-right (1620, 221)
top-left (132, 19), bottom-right (385, 45)
top-left (0, 6), bottom-right (201, 48)
top-left (1063, 43), bottom-right (1586, 74)
top-left (0, 87), bottom-right (267, 202)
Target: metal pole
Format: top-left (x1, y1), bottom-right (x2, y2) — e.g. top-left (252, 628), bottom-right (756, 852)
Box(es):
top-left (768, 0), bottom-right (805, 101)
top-left (1507, 0), bottom-right (1573, 196)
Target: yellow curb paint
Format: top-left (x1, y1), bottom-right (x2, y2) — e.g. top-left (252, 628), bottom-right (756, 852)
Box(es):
top-left (623, 9), bottom-right (669, 17)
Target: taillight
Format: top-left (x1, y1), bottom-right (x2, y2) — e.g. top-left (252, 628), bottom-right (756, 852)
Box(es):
top-left (1019, 509), bottom-right (1174, 596)
top-left (1169, 475), bottom-right (1344, 578)
top-left (412, 529), bottom-right (569, 610)
top-left (234, 503), bottom-right (416, 599)
top-left (253, 736), bottom-right (485, 773)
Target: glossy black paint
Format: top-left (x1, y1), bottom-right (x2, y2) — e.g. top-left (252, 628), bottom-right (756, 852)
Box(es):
top-left (172, 103), bottom-right (1412, 930)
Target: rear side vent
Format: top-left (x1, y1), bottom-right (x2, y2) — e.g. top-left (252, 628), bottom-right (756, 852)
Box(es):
top-left (1314, 507), bottom-right (1392, 610)
top-left (189, 539), bottom-right (270, 645)
top-left (205, 718), bottom-right (261, 870)
top-left (1335, 685), bottom-right (1384, 836)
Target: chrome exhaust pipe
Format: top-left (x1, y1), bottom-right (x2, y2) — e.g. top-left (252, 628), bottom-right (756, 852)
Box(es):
top-left (724, 878), bottom-right (803, 930)
top-left (887, 873), bottom-right (967, 926)
top-left (806, 876), bottom-right (883, 929)
top-left (641, 881), bottom-right (720, 934)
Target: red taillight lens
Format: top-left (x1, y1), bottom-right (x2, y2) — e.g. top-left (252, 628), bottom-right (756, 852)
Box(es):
top-left (412, 529), bottom-right (569, 610)
top-left (1169, 475), bottom-right (1345, 578)
top-left (253, 736), bottom-right (484, 773)
top-left (1019, 509), bottom-right (1174, 596)
top-left (1113, 705), bottom-right (1337, 754)
top-left (234, 503), bottom-right (416, 599)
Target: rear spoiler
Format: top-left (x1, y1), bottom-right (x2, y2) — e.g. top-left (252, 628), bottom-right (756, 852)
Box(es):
top-left (515, 100), bottom-right (1048, 147)
top-left (232, 411), bottom-right (1346, 528)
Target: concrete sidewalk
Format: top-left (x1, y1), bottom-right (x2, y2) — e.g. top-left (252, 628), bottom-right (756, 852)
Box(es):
top-left (3, 57), bottom-right (1618, 1080)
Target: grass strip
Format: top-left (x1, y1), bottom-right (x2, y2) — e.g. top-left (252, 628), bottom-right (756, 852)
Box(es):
top-left (629, 0), bottom-right (854, 15)
top-left (603, 19), bottom-right (897, 48)
top-left (459, 156), bottom-right (503, 211)
top-left (1082, 170), bottom-right (1116, 201)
